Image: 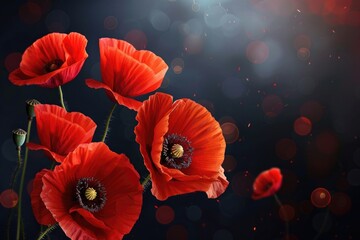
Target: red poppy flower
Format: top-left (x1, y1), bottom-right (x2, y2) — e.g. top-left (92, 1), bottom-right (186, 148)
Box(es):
top-left (252, 167), bottom-right (283, 200)
top-left (9, 32), bottom-right (88, 88)
top-left (30, 142), bottom-right (143, 239)
top-left (27, 104), bottom-right (97, 162)
top-left (85, 38), bottom-right (168, 111)
top-left (135, 92), bottom-right (228, 200)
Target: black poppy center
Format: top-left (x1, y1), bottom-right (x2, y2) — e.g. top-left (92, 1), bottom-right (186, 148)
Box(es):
top-left (161, 134), bottom-right (194, 169)
top-left (75, 177), bottom-right (106, 212)
top-left (44, 59), bottom-right (63, 73)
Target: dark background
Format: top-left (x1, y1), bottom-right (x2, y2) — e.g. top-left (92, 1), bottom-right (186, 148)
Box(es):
top-left (1, 0), bottom-right (359, 239)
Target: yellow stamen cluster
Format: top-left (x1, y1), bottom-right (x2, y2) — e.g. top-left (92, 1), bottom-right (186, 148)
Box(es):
top-left (171, 144), bottom-right (184, 158)
top-left (85, 187), bottom-right (97, 201)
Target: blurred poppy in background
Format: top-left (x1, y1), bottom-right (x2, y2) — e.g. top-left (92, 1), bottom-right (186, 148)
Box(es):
top-left (252, 167), bottom-right (283, 200)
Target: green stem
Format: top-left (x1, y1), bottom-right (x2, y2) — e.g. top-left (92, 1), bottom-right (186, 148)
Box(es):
top-left (36, 224), bottom-right (58, 240)
top-left (141, 174), bottom-right (151, 189)
top-left (10, 147), bottom-right (22, 189)
top-left (313, 209), bottom-right (330, 240)
top-left (274, 193), bottom-right (289, 239)
top-left (101, 104), bottom-right (117, 142)
top-left (16, 118), bottom-right (33, 240)
top-left (58, 86), bottom-right (66, 110)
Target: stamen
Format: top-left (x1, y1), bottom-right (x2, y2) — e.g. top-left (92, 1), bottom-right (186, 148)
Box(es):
top-left (171, 144), bottom-right (184, 158)
top-left (75, 177), bottom-right (106, 212)
top-left (85, 187), bottom-right (97, 201)
top-left (161, 134), bottom-right (193, 169)
top-left (44, 59), bottom-right (63, 73)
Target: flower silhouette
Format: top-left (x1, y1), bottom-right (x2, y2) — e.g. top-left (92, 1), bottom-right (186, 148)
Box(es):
top-left (135, 92), bottom-right (228, 200)
top-left (86, 38), bottom-right (168, 111)
top-left (30, 142), bottom-right (143, 239)
top-left (27, 104), bottom-right (97, 162)
top-left (9, 32), bottom-right (88, 88)
top-left (252, 167), bottom-right (283, 200)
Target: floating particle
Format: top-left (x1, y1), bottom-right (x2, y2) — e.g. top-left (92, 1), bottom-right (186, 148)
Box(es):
top-left (0, 189), bottom-right (18, 208)
top-left (294, 116), bottom-right (312, 136)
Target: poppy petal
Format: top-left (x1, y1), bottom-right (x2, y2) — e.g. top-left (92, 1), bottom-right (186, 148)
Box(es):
top-left (26, 142), bottom-right (65, 162)
top-left (252, 167), bottom-right (283, 200)
top-left (20, 33), bottom-right (67, 77)
top-left (135, 93), bottom-right (174, 181)
top-left (30, 169), bottom-right (57, 225)
top-left (167, 99), bottom-right (226, 176)
top-left (205, 167), bottom-right (229, 198)
top-left (85, 79), bottom-right (142, 111)
top-left (63, 32), bottom-right (88, 64)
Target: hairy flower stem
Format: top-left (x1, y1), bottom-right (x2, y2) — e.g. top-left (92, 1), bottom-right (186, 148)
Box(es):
top-left (16, 118), bottom-right (32, 240)
top-left (58, 86), bottom-right (67, 110)
top-left (36, 224), bottom-right (58, 240)
top-left (10, 147), bottom-right (22, 189)
top-left (101, 104), bottom-right (117, 142)
top-left (274, 193), bottom-right (290, 239)
top-left (141, 174), bottom-right (151, 191)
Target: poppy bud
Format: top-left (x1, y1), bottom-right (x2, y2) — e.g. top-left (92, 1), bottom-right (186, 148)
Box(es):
top-left (12, 128), bottom-right (27, 148)
top-left (26, 99), bottom-right (40, 119)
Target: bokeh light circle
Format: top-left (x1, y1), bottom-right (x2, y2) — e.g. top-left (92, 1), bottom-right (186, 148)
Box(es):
top-left (19, 2), bottom-right (42, 25)
top-left (262, 94), bottom-right (284, 118)
top-left (297, 47), bottom-right (311, 61)
top-left (171, 58), bottom-right (184, 74)
top-left (329, 192), bottom-right (352, 215)
top-left (315, 131), bottom-right (339, 155)
top-left (125, 29), bottom-right (147, 50)
top-left (294, 116), bottom-right (312, 136)
top-left (275, 138), bottom-right (297, 160)
top-left (149, 10), bottom-right (170, 31)
top-left (204, 5), bottom-right (227, 29)
top-left (5, 52), bottom-right (22, 72)
top-left (222, 155), bottom-right (237, 172)
top-left (104, 16), bottom-right (118, 30)
top-left (45, 9), bottom-right (70, 32)
top-left (221, 122), bottom-right (239, 144)
top-left (310, 187), bottom-right (331, 208)
top-left (221, 14), bottom-right (241, 38)
top-left (278, 204), bottom-right (296, 222)
top-left (246, 40), bottom-right (269, 64)
top-left (166, 224), bottom-right (188, 240)
top-left (0, 189), bottom-right (18, 208)
top-left (156, 205), bottom-right (175, 224)
top-left (294, 34), bottom-right (311, 50)
top-left (186, 205), bottom-right (202, 221)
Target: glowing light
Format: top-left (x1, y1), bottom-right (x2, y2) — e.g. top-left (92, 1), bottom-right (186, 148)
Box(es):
top-left (275, 138), bottom-right (297, 160)
top-left (0, 189), bottom-right (18, 208)
top-left (125, 29), bottom-right (147, 50)
top-left (297, 47), bottom-right (311, 60)
top-left (310, 188), bottom-right (331, 208)
top-left (166, 225), bottom-right (188, 240)
top-left (300, 100), bottom-right (324, 122)
top-left (278, 204), bottom-right (296, 222)
top-left (19, 2), bottom-right (42, 24)
top-left (262, 94), bottom-right (284, 118)
top-left (184, 35), bottom-right (203, 54)
top-left (222, 155), bottom-right (237, 172)
top-left (329, 192), bottom-right (351, 215)
top-left (294, 34), bottom-right (311, 50)
top-left (171, 58), bottom-right (184, 74)
top-left (155, 205), bottom-right (175, 224)
top-left (293, 116), bottom-right (312, 136)
top-left (204, 4), bottom-right (227, 29)
top-left (104, 16), bottom-right (118, 30)
top-left (246, 40), bottom-right (269, 64)
top-left (149, 10), bottom-right (170, 31)
top-left (4, 52), bottom-right (22, 72)
top-left (315, 131), bottom-right (339, 155)
top-left (45, 9), bottom-right (70, 32)
top-left (220, 122), bottom-right (239, 144)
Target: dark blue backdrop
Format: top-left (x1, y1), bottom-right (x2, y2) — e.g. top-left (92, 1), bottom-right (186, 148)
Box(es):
top-left (1, 0), bottom-right (359, 239)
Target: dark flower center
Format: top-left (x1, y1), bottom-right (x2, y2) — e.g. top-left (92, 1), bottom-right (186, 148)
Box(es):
top-left (44, 59), bottom-right (63, 73)
top-left (75, 177), bottom-right (106, 212)
top-left (161, 134), bottom-right (194, 169)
